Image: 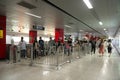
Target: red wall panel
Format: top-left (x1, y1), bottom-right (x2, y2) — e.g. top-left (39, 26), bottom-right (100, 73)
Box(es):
top-left (0, 16), bottom-right (6, 59)
top-left (55, 28), bottom-right (64, 43)
top-left (29, 30), bottom-right (37, 43)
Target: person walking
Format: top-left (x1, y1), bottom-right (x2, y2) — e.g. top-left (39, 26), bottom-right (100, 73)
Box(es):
top-left (90, 39), bottom-right (96, 55)
top-left (39, 37), bottom-right (44, 56)
top-left (33, 37), bottom-right (39, 59)
top-left (99, 39), bottom-right (105, 56)
top-left (107, 42), bottom-right (112, 57)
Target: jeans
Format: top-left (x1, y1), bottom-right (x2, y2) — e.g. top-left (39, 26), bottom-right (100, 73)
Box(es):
top-left (21, 49), bottom-right (26, 58)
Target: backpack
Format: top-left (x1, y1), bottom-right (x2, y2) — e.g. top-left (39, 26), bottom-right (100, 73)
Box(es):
top-left (39, 40), bottom-right (44, 47)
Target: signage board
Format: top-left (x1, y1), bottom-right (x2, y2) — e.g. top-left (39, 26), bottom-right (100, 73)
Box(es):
top-left (33, 25), bottom-right (45, 30)
top-left (0, 30), bottom-right (3, 38)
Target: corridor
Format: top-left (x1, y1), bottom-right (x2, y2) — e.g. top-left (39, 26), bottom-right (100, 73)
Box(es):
top-left (0, 48), bottom-right (120, 80)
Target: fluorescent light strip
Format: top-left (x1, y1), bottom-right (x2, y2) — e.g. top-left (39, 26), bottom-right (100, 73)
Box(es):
top-left (80, 30), bottom-right (83, 32)
top-left (83, 0), bottom-right (93, 9)
top-left (25, 12), bottom-right (41, 18)
top-left (99, 21), bottom-right (103, 25)
top-left (65, 25), bottom-right (72, 28)
top-left (104, 28), bottom-right (106, 31)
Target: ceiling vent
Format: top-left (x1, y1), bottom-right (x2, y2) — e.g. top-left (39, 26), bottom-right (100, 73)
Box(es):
top-left (17, 1), bottom-right (36, 9)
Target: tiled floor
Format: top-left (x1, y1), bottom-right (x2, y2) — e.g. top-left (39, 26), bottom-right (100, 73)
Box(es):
top-left (0, 49), bottom-right (120, 80)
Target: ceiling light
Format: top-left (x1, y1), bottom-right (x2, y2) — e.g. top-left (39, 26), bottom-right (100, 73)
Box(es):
top-left (104, 28), bottom-right (106, 31)
top-left (80, 30), bottom-right (83, 31)
top-left (99, 21), bottom-right (103, 25)
top-left (65, 25), bottom-right (72, 28)
top-left (83, 0), bottom-right (93, 9)
top-left (25, 12), bottom-right (41, 18)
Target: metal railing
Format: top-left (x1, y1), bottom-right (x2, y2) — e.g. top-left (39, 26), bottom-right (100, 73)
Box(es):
top-left (9, 44), bottom-right (90, 70)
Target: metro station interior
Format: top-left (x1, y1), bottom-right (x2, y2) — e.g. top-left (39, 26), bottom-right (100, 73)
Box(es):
top-left (0, 0), bottom-right (120, 80)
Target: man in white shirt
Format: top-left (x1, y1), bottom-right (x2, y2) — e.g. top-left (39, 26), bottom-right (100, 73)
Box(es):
top-left (18, 37), bottom-right (27, 58)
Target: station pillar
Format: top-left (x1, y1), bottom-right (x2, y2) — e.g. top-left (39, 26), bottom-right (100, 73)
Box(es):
top-left (55, 28), bottom-right (64, 43)
top-left (0, 16), bottom-right (6, 59)
top-left (29, 30), bottom-right (37, 43)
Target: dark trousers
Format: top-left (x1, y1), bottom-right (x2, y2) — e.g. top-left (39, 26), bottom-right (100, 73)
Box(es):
top-left (91, 46), bottom-right (96, 54)
top-left (40, 46), bottom-right (44, 56)
top-left (33, 49), bottom-right (38, 59)
top-left (21, 50), bottom-right (26, 58)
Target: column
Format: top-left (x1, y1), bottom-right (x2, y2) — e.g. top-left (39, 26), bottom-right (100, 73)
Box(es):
top-left (29, 30), bottom-right (37, 43)
top-left (0, 16), bottom-right (6, 59)
top-left (55, 28), bottom-right (64, 43)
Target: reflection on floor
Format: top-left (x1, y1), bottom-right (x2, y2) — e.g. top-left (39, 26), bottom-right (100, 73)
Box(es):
top-left (0, 49), bottom-right (120, 80)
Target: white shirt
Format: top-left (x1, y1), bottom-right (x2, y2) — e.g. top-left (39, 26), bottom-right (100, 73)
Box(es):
top-left (19, 40), bottom-right (26, 50)
top-left (107, 42), bottom-right (113, 48)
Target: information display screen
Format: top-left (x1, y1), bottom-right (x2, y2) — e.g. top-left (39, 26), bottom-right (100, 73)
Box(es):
top-left (33, 25), bottom-right (45, 30)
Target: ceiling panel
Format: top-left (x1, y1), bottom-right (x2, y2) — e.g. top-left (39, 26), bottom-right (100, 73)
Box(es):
top-left (47, 0), bottom-right (120, 36)
top-left (0, 0), bottom-right (120, 37)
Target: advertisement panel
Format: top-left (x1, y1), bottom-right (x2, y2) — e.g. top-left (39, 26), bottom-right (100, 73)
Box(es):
top-left (0, 30), bottom-right (3, 38)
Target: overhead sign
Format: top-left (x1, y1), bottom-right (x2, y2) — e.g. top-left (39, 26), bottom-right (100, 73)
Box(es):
top-left (0, 30), bottom-right (3, 38)
top-left (33, 25), bottom-right (45, 30)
